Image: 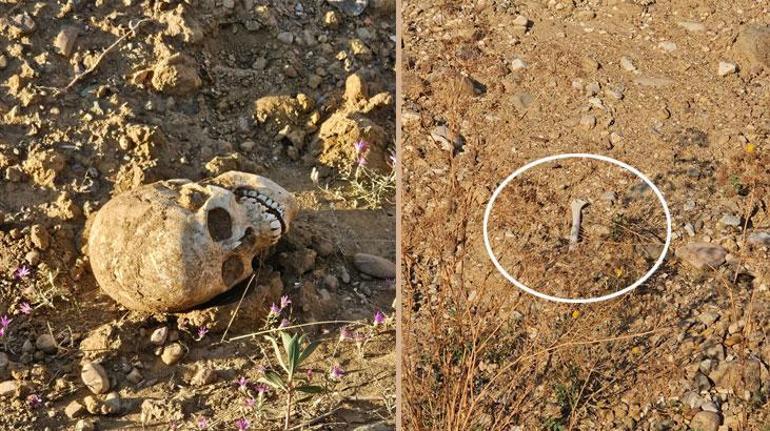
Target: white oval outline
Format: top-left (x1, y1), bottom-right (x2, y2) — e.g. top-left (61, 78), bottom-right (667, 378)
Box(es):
top-left (482, 153), bottom-right (672, 304)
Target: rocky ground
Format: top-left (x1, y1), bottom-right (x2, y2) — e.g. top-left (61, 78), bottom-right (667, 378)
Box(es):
top-left (0, 0), bottom-right (395, 429)
top-left (402, 1), bottom-right (770, 430)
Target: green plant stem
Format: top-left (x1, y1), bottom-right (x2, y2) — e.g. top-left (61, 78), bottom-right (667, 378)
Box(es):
top-left (226, 320), bottom-right (360, 342)
top-left (284, 389), bottom-right (293, 430)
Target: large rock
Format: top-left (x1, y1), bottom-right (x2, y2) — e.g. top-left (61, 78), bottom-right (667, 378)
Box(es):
top-left (676, 242), bottom-right (726, 269)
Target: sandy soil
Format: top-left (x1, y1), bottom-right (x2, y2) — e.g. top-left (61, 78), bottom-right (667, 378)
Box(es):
top-left (0, 0), bottom-right (395, 429)
top-left (401, 1), bottom-right (770, 430)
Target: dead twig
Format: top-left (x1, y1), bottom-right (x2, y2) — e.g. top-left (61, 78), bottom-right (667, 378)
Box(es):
top-left (55, 18), bottom-right (151, 97)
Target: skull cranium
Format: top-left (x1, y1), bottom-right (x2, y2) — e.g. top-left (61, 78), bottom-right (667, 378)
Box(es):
top-left (88, 171), bottom-right (298, 312)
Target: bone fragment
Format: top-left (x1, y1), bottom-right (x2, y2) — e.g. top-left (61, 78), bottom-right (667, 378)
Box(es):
top-left (569, 199), bottom-right (589, 251)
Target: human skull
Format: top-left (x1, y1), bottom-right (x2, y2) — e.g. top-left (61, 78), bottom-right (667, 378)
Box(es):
top-left (88, 171), bottom-right (299, 312)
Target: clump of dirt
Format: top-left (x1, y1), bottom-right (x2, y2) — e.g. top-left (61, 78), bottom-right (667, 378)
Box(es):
top-left (0, 0), bottom-right (395, 429)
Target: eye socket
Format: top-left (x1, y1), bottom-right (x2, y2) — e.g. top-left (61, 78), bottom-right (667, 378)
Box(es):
top-left (207, 207), bottom-right (232, 241)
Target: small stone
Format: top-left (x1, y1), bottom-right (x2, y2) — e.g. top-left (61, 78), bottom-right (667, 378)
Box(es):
top-left (65, 400), bottom-right (86, 419)
top-left (327, 0), bottom-right (368, 17)
top-left (75, 419), bottom-right (96, 431)
top-left (585, 81), bottom-right (600, 96)
top-left (620, 56), bottom-right (636, 72)
top-left (323, 10), bottom-right (342, 28)
top-left (701, 401), bottom-right (719, 413)
top-left (102, 392), bottom-right (122, 415)
top-left (582, 57), bottom-right (600, 72)
top-left (658, 41), bottom-right (677, 52)
top-left (748, 231), bottom-right (770, 247)
top-left (0, 55), bottom-right (7, 70)
top-left (579, 114), bottom-right (596, 130)
top-left (83, 395), bottom-right (100, 414)
top-left (676, 242), bottom-right (727, 269)
top-left (277, 32), bottom-right (294, 44)
top-left (697, 311), bottom-right (719, 326)
top-left (0, 353), bottom-right (8, 369)
top-left (719, 213), bottom-right (741, 227)
top-left (681, 391), bottom-right (703, 409)
top-left (35, 333), bottom-right (57, 353)
top-left (690, 411), bottom-right (721, 431)
top-left (81, 362), bottom-right (110, 394)
top-left (150, 327), bottom-right (168, 346)
top-left (54, 26), bottom-right (80, 57)
top-left (678, 21), bottom-right (706, 32)
top-left (25, 250), bottom-right (40, 266)
top-left (512, 92), bottom-right (533, 113)
top-left (30, 225), bottom-right (51, 250)
top-left (161, 342), bottom-right (185, 365)
top-left (510, 58), bottom-right (527, 71)
top-left (0, 380), bottom-right (19, 396)
top-left (353, 253), bottom-right (396, 279)
top-left (126, 368), bottom-right (143, 384)
top-left (222, 0), bottom-right (234, 7)
top-left (685, 223), bottom-right (695, 237)
top-left (512, 15), bottom-right (530, 27)
top-left (718, 62), bottom-right (737, 77)
top-left (694, 372), bottom-right (712, 392)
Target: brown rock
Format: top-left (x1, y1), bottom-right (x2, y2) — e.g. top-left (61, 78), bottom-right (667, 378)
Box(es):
top-left (30, 224), bottom-right (51, 250)
top-left (0, 380), bottom-right (19, 396)
top-left (160, 342), bottom-right (185, 365)
top-left (81, 362), bottom-right (110, 394)
top-left (65, 400), bottom-right (86, 419)
top-left (689, 411), bottom-right (721, 431)
top-left (353, 253), bottom-right (396, 279)
top-left (54, 26), bottom-right (80, 57)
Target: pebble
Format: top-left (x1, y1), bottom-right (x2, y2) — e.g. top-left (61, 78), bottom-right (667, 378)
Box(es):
top-left (585, 81), bottom-right (600, 96)
top-left (684, 223), bottom-right (695, 237)
top-left (718, 62), bottom-right (737, 76)
top-left (0, 380), bottom-right (18, 396)
top-left (75, 419), bottom-right (96, 431)
top-left (161, 342), bottom-right (185, 365)
top-left (327, 0), bottom-right (368, 17)
top-left (658, 41), bottom-right (677, 52)
top-left (353, 253), bottom-right (396, 279)
top-left (698, 311), bottom-right (719, 326)
top-left (701, 401), bottom-right (719, 412)
top-left (277, 32), bottom-right (294, 44)
top-left (65, 400), bottom-right (86, 418)
top-left (510, 58), bottom-right (527, 71)
top-left (748, 231), bottom-right (770, 247)
top-left (690, 411), bottom-right (721, 431)
top-left (126, 368), bottom-right (143, 384)
top-left (54, 26), bottom-right (80, 57)
top-left (323, 10), bottom-right (342, 28)
top-left (35, 333), bottom-right (58, 353)
top-left (30, 224), bottom-right (50, 250)
top-left (681, 390), bottom-right (703, 409)
top-left (512, 15), bottom-right (530, 27)
top-left (579, 114), bottom-right (596, 130)
top-left (81, 362), bottom-right (110, 394)
top-left (150, 327), bottom-right (168, 346)
top-left (719, 213), bottom-right (741, 227)
top-left (620, 56), bottom-right (636, 72)
top-left (0, 55), bottom-right (6, 70)
top-left (102, 392), bottom-right (122, 415)
top-left (676, 242), bottom-right (727, 269)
